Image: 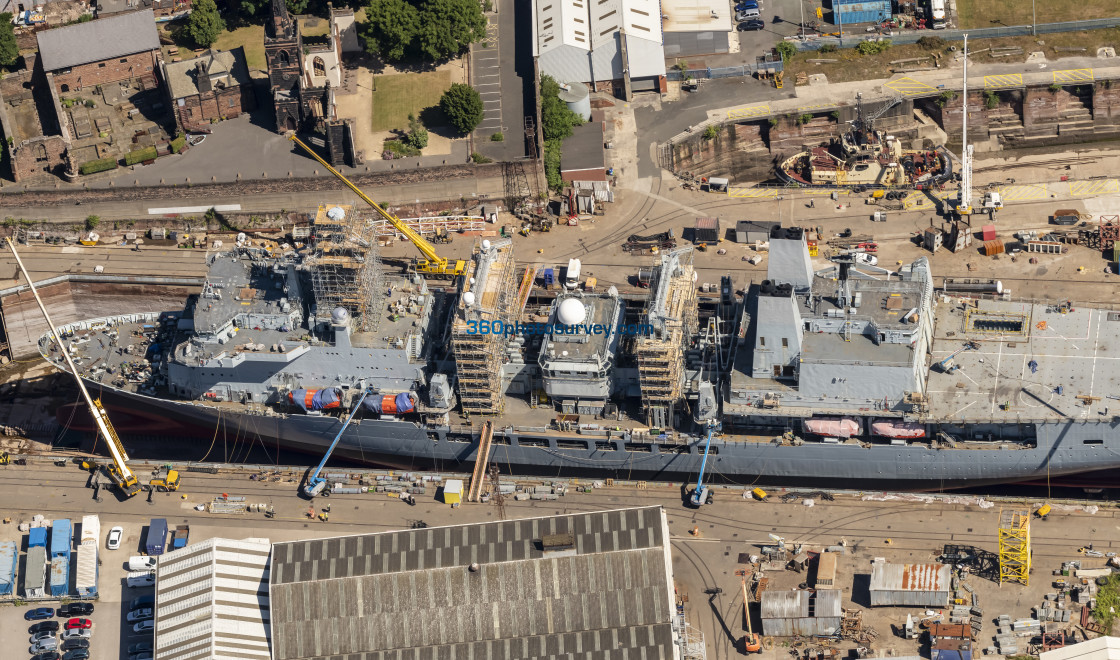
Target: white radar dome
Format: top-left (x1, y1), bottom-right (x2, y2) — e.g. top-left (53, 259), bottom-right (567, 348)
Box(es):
top-left (331, 307), bottom-right (350, 323)
top-left (557, 298), bottom-right (587, 326)
top-left (482, 239), bottom-right (491, 250)
top-left (326, 206), bottom-right (346, 221)
top-left (463, 291), bottom-right (476, 306)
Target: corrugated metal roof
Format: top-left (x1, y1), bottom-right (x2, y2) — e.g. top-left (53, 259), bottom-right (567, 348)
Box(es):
top-left (25, 546), bottom-right (47, 591)
top-left (0, 541), bottom-right (15, 593)
top-left (75, 544), bottom-right (97, 589)
top-left (696, 217), bottom-right (719, 230)
top-left (37, 9), bottom-right (159, 72)
top-left (269, 506), bottom-right (673, 660)
top-left (154, 538), bottom-right (272, 660)
top-left (761, 589), bottom-right (843, 620)
top-left (869, 562), bottom-right (950, 593)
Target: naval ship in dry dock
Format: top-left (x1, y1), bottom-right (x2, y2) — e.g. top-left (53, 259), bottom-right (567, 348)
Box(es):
top-left (776, 94), bottom-right (953, 190)
top-left (39, 205), bottom-right (1120, 490)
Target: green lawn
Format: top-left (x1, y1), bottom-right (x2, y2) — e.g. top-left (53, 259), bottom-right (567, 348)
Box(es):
top-left (370, 71), bottom-right (452, 132)
top-left (212, 25), bottom-right (267, 72)
top-left (955, 0), bottom-right (1119, 29)
top-left (298, 16), bottom-right (331, 38)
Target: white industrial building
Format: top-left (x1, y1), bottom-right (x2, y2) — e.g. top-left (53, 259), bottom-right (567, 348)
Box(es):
top-left (660, 0), bottom-right (734, 57)
top-left (533, 0), bottom-right (666, 91)
top-left (153, 537), bottom-right (272, 660)
top-left (1041, 637), bottom-right (1120, 660)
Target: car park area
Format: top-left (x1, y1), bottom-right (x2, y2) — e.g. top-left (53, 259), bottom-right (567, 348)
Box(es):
top-left (0, 520), bottom-right (154, 660)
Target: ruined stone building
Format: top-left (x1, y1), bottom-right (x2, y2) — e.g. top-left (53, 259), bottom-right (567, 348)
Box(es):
top-left (264, 0), bottom-right (357, 166)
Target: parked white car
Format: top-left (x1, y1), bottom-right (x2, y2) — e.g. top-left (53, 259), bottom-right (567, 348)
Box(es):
top-left (107, 526), bottom-right (123, 550)
top-left (854, 252), bottom-right (878, 266)
top-left (62, 627), bottom-right (92, 640)
top-left (127, 608), bottom-right (153, 623)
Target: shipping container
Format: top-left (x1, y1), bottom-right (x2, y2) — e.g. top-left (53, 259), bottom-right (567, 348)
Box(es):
top-left (0, 541), bottom-right (15, 596)
top-left (832, 0), bottom-right (891, 24)
top-left (816, 552), bottom-right (838, 587)
top-left (75, 544), bottom-right (98, 598)
top-left (146, 518), bottom-right (169, 556)
top-left (172, 525), bottom-right (190, 550)
top-left (24, 546), bottom-right (47, 598)
top-left (695, 217), bottom-right (720, 244)
top-left (50, 519), bottom-right (72, 559)
top-left (869, 562), bottom-right (950, 607)
top-left (443, 479), bottom-right (463, 505)
top-left (80, 515), bottom-right (100, 546)
top-left (49, 555), bottom-right (68, 597)
top-left (981, 224), bottom-right (997, 241)
top-left (29, 526), bottom-right (47, 548)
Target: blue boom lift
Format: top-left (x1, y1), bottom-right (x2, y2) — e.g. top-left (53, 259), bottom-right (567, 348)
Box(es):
top-left (303, 387), bottom-right (374, 498)
top-left (689, 423), bottom-right (717, 507)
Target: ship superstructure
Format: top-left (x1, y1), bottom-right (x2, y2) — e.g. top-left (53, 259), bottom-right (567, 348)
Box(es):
top-left (538, 289), bottom-right (625, 416)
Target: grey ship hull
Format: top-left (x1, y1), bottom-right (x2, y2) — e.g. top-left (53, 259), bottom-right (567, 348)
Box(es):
top-left (83, 381), bottom-right (1120, 491)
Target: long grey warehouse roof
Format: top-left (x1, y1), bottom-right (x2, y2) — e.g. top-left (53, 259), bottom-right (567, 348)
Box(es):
top-left (37, 9), bottom-right (160, 72)
top-left (269, 506), bottom-right (676, 660)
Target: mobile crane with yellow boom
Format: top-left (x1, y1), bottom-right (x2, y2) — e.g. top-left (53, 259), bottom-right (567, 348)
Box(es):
top-left (6, 237), bottom-right (142, 498)
top-left (288, 135), bottom-right (466, 278)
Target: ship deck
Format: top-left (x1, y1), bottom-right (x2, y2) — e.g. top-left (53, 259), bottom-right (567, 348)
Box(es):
top-left (927, 297), bottom-right (1120, 422)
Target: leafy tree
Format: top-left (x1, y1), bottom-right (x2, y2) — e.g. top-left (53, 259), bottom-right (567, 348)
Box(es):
top-left (439, 83), bottom-right (484, 134)
top-left (539, 74), bottom-right (582, 142)
top-left (187, 0), bottom-right (226, 48)
top-left (84, 215), bottom-right (100, 231)
top-left (775, 40), bottom-right (796, 62)
top-left (544, 139), bottom-right (562, 189)
top-left (285, 0), bottom-right (309, 13)
top-left (406, 113), bottom-right (428, 149)
top-left (234, 0), bottom-right (270, 24)
top-left (361, 0), bottom-right (419, 61)
top-left (415, 0), bottom-right (486, 61)
top-left (0, 14), bottom-right (18, 68)
top-left (702, 125), bottom-right (718, 140)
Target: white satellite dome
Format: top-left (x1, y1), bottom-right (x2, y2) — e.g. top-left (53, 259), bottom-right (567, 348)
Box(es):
top-left (326, 206), bottom-right (346, 221)
top-left (331, 307), bottom-right (350, 323)
top-left (557, 298), bottom-right (586, 326)
top-left (463, 291), bottom-right (476, 306)
top-left (482, 239), bottom-right (491, 250)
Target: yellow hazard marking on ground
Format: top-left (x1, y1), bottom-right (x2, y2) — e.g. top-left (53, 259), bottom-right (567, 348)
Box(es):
top-left (983, 73), bottom-right (1024, 89)
top-left (884, 77), bottom-right (936, 95)
top-left (727, 104), bottom-right (770, 120)
top-left (1053, 69), bottom-right (1094, 84)
top-left (997, 185), bottom-right (1049, 202)
top-left (1069, 179), bottom-right (1119, 197)
top-left (728, 187), bottom-right (781, 198)
top-left (796, 103), bottom-right (834, 113)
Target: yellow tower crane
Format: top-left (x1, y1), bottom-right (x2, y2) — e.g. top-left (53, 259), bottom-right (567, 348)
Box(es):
top-left (288, 135), bottom-right (466, 278)
top-left (6, 238), bottom-right (141, 498)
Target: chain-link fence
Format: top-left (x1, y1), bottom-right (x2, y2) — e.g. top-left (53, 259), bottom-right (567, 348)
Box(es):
top-left (796, 17), bottom-right (1120, 50)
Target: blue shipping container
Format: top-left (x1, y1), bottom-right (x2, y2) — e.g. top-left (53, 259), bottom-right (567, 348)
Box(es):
top-left (0, 541), bottom-right (15, 596)
top-left (28, 527), bottom-right (47, 548)
top-left (49, 555), bottom-right (68, 597)
top-left (833, 1), bottom-right (891, 23)
top-left (50, 519), bottom-right (72, 559)
top-left (146, 518), bottom-right (168, 556)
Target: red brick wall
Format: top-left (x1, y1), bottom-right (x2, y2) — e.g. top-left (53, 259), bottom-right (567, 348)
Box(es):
top-left (176, 85), bottom-right (256, 131)
top-left (51, 50), bottom-right (160, 93)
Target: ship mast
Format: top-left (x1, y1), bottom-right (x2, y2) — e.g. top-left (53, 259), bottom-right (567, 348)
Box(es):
top-left (957, 34), bottom-right (973, 217)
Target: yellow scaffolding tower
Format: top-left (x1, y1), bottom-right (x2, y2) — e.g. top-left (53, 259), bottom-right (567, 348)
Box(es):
top-left (998, 509), bottom-right (1031, 586)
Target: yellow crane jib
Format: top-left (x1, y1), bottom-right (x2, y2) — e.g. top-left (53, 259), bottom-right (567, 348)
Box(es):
top-left (5, 238), bottom-right (141, 498)
top-left (287, 135), bottom-right (466, 278)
